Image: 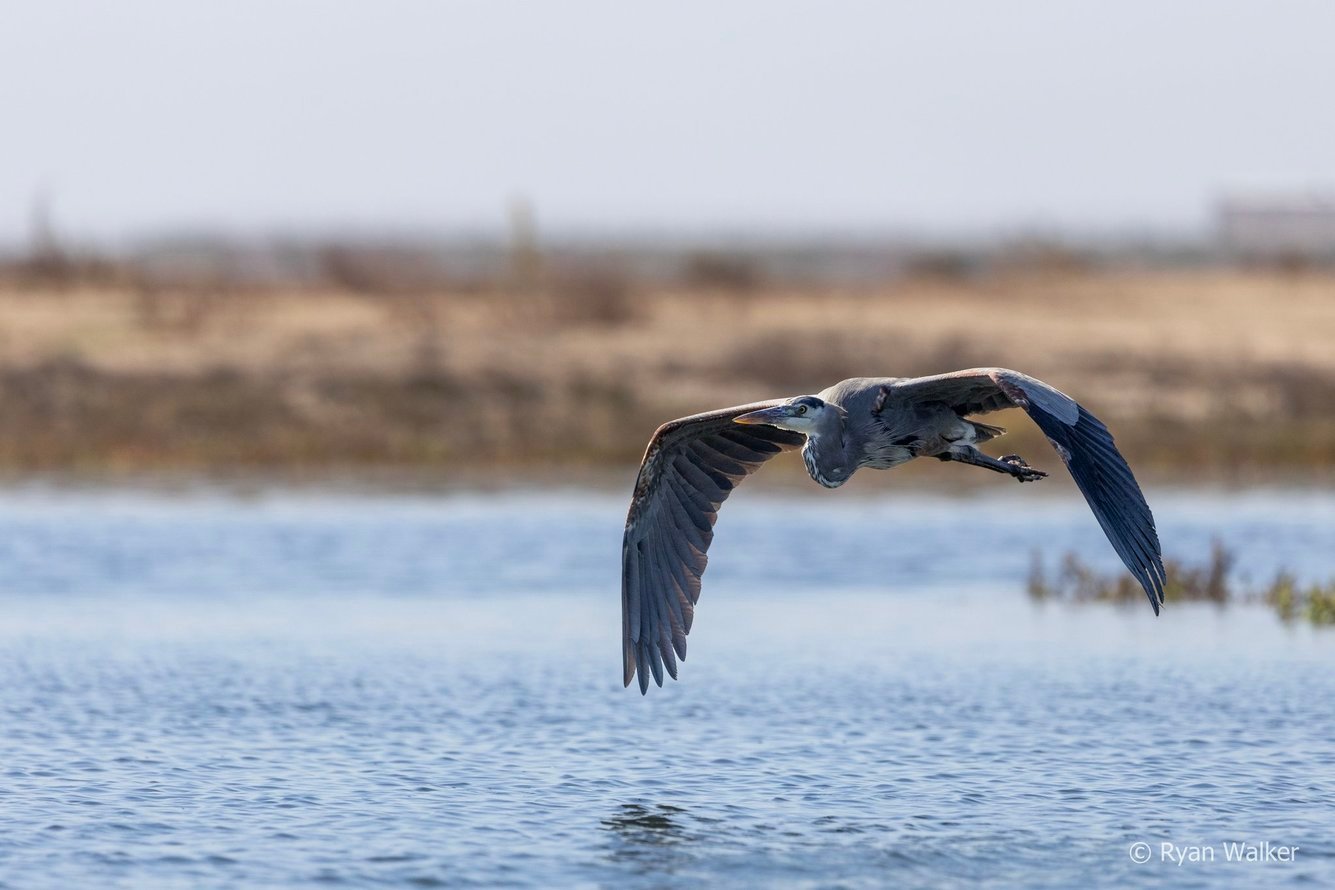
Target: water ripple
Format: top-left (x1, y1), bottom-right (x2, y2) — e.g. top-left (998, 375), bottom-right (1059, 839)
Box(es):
top-left (0, 488), bottom-right (1330, 887)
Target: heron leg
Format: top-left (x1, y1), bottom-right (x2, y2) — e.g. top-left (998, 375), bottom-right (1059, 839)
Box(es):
top-left (939, 446), bottom-right (1048, 482)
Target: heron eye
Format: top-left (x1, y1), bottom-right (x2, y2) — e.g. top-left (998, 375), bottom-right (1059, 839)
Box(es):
top-left (796, 405), bottom-right (807, 416)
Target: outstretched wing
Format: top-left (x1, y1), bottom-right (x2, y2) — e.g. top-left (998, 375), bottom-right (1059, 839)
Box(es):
top-left (622, 401), bottom-right (805, 693)
top-left (887, 368), bottom-right (1165, 613)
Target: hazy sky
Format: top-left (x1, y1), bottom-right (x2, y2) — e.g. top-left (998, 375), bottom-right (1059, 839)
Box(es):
top-left (4, 1), bottom-right (1334, 243)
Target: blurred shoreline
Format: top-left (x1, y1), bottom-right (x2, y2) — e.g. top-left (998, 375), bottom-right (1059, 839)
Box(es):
top-left (0, 469), bottom-right (1328, 504)
top-left (0, 238), bottom-right (1331, 483)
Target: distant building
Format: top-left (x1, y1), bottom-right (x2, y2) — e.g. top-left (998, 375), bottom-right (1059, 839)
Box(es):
top-left (1217, 195), bottom-right (1335, 260)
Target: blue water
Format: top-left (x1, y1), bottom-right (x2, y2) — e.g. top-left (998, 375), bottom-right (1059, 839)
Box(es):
top-left (0, 485), bottom-right (1333, 888)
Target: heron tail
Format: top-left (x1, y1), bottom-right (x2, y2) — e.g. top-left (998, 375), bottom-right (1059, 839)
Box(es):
top-left (970, 420), bottom-right (1007, 443)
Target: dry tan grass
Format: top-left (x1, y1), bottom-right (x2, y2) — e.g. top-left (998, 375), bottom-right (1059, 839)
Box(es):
top-left (0, 269), bottom-right (1330, 474)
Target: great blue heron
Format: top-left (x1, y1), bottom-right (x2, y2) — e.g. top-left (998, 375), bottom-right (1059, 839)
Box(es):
top-left (621, 367), bottom-right (1164, 694)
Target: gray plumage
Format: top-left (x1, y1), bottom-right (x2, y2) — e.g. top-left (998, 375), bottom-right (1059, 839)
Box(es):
top-left (621, 368), bottom-right (1164, 694)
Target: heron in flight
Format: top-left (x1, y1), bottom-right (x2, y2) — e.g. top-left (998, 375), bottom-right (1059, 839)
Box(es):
top-left (621, 368), bottom-right (1163, 694)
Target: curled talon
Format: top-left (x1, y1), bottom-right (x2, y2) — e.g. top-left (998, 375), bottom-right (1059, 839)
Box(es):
top-left (1014, 465), bottom-right (1048, 483)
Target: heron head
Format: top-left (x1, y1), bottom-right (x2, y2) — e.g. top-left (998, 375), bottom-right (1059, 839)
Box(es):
top-left (734, 396), bottom-right (830, 432)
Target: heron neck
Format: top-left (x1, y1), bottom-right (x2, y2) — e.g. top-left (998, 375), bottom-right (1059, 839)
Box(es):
top-left (801, 426), bottom-right (849, 489)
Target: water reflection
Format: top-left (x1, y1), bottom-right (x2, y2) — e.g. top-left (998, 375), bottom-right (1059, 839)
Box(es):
top-left (0, 487), bottom-right (1330, 602)
top-left (601, 803), bottom-right (697, 871)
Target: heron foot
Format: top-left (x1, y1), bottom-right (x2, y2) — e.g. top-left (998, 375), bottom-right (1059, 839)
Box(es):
top-left (1000, 454), bottom-right (1048, 482)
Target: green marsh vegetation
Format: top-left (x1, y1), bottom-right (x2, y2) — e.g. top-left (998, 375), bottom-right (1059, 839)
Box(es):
top-left (1028, 542), bottom-right (1335, 626)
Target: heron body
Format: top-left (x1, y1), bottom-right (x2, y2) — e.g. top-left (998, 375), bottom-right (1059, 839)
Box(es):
top-left (620, 367), bottom-right (1165, 694)
top-left (798, 376), bottom-right (1010, 483)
